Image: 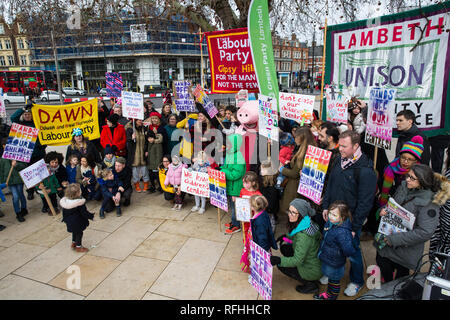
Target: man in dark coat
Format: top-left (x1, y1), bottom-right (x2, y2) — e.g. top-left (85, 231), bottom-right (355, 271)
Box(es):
top-left (321, 130), bottom-right (377, 297)
top-left (395, 110), bottom-right (431, 166)
top-left (112, 157), bottom-right (133, 207)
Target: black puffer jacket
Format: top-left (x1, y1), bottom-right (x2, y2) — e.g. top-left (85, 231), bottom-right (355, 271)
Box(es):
top-left (61, 197), bottom-right (94, 233)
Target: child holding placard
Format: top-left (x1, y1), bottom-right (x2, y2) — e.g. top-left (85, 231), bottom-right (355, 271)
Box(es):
top-left (190, 151), bottom-right (210, 214)
top-left (37, 167), bottom-right (60, 215)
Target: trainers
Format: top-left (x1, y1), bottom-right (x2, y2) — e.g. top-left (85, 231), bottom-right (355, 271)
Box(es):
top-left (319, 276), bottom-right (329, 285)
top-left (191, 206), bottom-right (199, 212)
top-left (198, 208), bottom-right (205, 214)
top-left (176, 204), bottom-right (182, 211)
top-left (224, 222), bottom-right (232, 228)
top-left (171, 204), bottom-right (178, 210)
top-left (344, 283), bottom-right (362, 297)
top-left (314, 292), bottom-right (337, 300)
top-left (225, 226), bottom-right (241, 234)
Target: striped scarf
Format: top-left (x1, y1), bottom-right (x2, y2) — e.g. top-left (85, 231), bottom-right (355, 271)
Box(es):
top-left (378, 157), bottom-right (409, 207)
top-left (341, 147), bottom-right (362, 170)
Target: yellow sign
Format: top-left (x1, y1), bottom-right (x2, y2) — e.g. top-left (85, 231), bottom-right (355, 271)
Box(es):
top-left (32, 99), bottom-right (100, 146)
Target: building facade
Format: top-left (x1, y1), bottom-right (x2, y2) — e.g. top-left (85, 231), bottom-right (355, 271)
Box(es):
top-left (308, 44), bottom-right (324, 85)
top-left (0, 20), bottom-right (35, 71)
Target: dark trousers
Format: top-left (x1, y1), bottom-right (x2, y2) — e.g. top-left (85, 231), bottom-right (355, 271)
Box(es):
top-left (41, 193), bottom-right (58, 210)
top-left (72, 231), bottom-right (83, 247)
top-left (376, 253), bottom-right (410, 283)
top-left (429, 135), bottom-right (450, 173)
top-left (121, 187), bottom-right (132, 203)
top-left (277, 243), bottom-right (311, 284)
top-left (164, 191), bottom-right (175, 201)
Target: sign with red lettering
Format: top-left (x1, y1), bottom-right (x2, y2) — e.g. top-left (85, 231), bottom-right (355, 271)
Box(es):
top-left (325, 86), bottom-right (349, 124)
top-left (326, 3), bottom-right (450, 135)
top-left (279, 92), bottom-right (315, 124)
top-left (181, 168), bottom-right (210, 198)
top-left (205, 28), bottom-right (258, 94)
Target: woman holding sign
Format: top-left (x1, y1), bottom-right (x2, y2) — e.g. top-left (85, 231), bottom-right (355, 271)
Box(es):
top-left (0, 156), bottom-right (28, 222)
top-left (375, 164), bottom-right (443, 282)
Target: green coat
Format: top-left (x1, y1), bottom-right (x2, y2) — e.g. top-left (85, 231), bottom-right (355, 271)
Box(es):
top-left (221, 134), bottom-right (247, 197)
top-left (147, 133), bottom-right (163, 171)
top-left (36, 174), bottom-right (60, 197)
top-left (279, 222), bottom-right (322, 281)
top-left (0, 158), bottom-right (27, 185)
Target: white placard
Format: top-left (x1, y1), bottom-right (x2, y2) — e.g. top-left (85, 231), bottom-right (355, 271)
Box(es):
top-left (279, 92), bottom-right (315, 124)
top-left (235, 197), bottom-right (251, 222)
top-left (19, 159), bottom-right (50, 189)
top-left (121, 91), bottom-right (144, 120)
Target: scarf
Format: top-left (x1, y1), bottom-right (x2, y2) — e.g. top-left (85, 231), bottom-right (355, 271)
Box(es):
top-left (378, 157), bottom-right (409, 207)
top-left (48, 165), bottom-right (59, 175)
top-left (341, 146), bottom-right (363, 170)
top-left (103, 156), bottom-right (116, 168)
top-left (289, 215), bottom-right (311, 237)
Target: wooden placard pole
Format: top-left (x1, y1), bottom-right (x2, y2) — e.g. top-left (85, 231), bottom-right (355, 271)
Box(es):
top-left (215, 115), bottom-right (225, 130)
top-left (242, 221), bottom-right (245, 243)
top-left (39, 182), bottom-right (57, 217)
top-left (319, 17), bottom-right (328, 120)
top-left (373, 146), bottom-right (379, 170)
top-left (5, 166), bottom-right (14, 186)
top-left (217, 208), bottom-right (221, 232)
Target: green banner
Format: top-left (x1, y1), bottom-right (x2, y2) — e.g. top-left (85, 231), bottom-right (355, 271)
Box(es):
top-left (248, 0), bottom-right (279, 111)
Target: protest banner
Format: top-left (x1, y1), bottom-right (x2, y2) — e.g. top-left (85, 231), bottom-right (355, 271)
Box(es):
top-left (180, 168), bottom-right (209, 198)
top-left (208, 168), bottom-right (227, 212)
top-left (365, 87), bottom-right (397, 150)
top-left (235, 197), bottom-right (251, 222)
top-left (122, 91), bottom-right (144, 120)
top-left (173, 80), bottom-right (195, 112)
top-left (105, 72), bottom-right (123, 98)
top-left (2, 123), bottom-right (39, 163)
top-left (31, 99), bottom-right (100, 146)
top-left (248, 0), bottom-right (279, 110)
top-left (0, 88), bottom-right (6, 118)
top-left (258, 95), bottom-right (279, 142)
top-left (193, 85), bottom-right (218, 119)
top-left (279, 92), bottom-right (315, 124)
top-left (297, 145), bottom-right (332, 205)
top-left (325, 86), bottom-right (350, 124)
top-left (250, 240), bottom-right (273, 300)
top-left (324, 3), bottom-right (450, 136)
top-left (205, 28), bottom-right (258, 94)
top-left (235, 89), bottom-right (248, 109)
top-left (378, 197), bottom-right (416, 236)
top-left (19, 159), bottom-right (49, 189)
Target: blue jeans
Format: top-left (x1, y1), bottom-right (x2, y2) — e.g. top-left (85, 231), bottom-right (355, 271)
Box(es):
top-left (228, 196), bottom-right (238, 228)
top-left (9, 184), bottom-right (27, 214)
top-left (321, 262), bottom-right (345, 281)
top-left (348, 229), bottom-right (364, 286)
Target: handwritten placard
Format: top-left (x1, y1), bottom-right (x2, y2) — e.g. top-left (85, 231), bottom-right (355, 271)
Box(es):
top-left (19, 159), bottom-right (49, 189)
top-left (208, 168), bottom-right (227, 212)
top-left (2, 123), bottom-right (39, 163)
top-left (258, 95), bottom-right (279, 141)
top-left (297, 145), bottom-right (332, 205)
top-left (180, 168), bottom-right (210, 198)
top-left (174, 81), bottom-right (195, 112)
top-left (365, 87), bottom-right (396, 150)
top-left (326, 86), bottom-right (349, 124)
top-left (279, 92), bottom-right (315, 124)
top-left (235, 197), bottom-right (251, 222)
top-left (121, 91), bottom-right (144, 120)
top-left (250, 240), bottom-right (273, 300)
top-left (193, 85), bottom-right (218, 118)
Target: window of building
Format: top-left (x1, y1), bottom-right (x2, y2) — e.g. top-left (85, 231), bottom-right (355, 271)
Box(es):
top-left (8, 55), bottom-right (14, 65)
top-left (0, 56), bottom-right (5, 66)
top-left (17, 39), bottom-right (25, 49)
top-left (4, 40), bottom-right (11, 49)
top-left (0, 24), bottom-right (4, 34)
top-left (20, 55), bottom-right (27, 65)
top-left (0, 41), bottom-right (2, 50)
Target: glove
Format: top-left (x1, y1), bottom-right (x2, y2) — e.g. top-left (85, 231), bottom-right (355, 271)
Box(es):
top-left (276, 234), bottom-right (286, 244)
top-left (374, 233), bottom-right (387, 250)
top-left (270, 255), bottom-right (281, 266)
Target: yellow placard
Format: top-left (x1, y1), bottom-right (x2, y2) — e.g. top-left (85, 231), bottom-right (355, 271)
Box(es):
top-left (32, 99), bottom-right (100, 146)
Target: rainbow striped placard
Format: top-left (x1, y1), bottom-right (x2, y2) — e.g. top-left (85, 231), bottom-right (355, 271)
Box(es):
top-left (208, 168), bottom-right (227, 212)
top-left (2, 123), bottom-right (39, 163)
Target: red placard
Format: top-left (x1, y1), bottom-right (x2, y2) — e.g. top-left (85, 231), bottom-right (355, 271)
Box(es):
top-left (205, 28), bottom-right (259, 94)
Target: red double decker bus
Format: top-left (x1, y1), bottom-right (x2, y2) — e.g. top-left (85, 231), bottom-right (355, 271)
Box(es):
top-left (0, 70), bottom-right (56, 96)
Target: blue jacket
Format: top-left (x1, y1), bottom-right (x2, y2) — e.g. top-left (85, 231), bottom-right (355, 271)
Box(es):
top-left (66, 165), bottom-right (77, 184)
top-left (318, 219), bottom-right (356, 268)
top-left (322, 153), bottom-right (377, 232)
top-left (98, 177), bottom-right (122, 198)
top-left (251, 210), bottom-right (278, 252)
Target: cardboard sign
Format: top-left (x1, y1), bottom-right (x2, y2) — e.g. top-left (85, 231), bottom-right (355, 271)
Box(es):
top-left (297, 145), bottom-right (332, 205)
top-left (205, 28), bottom-right (258, 93)
top-left (235, 197), bottom-right (251, 222)
top-left (258, 95), bottom-right (279, 141)
top-left (174, 81), bottom-right (195, 112)
top-left (279, 92), bottom-right (315, 124)
top-left (0, 88), bottom-right (6, 118)
top-left (326, 86), bottom-right (349, 124)
top-left (193, 85), bottom-right (218, 118)
top-left (365, 87), bottom-right (396, 150)
top-left (250, 240), bottom-right (273, 300)
top-left (105, 72), bottom-right (123, 98)
top-left (19, 159), bottom-right (49, 189)
top-left (180, 168), bottom-right (210, 198)
top-left (2, 123), bottom-right (39, 163)
top-left (208, 168), bottom-right (227, 212)
top-left (32, 99), bottom-right (100, 146)
top-left (122, 91), bottom-right (144, 120)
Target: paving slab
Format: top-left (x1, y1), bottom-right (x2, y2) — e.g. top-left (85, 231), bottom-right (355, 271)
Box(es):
top-left (20, 220), bottom-right (69, 248)
top-left (157, 219), bottom-right (231, 244)
top-left (200, 269), bottom-right (258, 300)
top-left (132, 231), bottom-right (188, 261)
top-left (0, 213), bottom-right (54, 247)
top-left (0, 242), bottom-right (48, 280)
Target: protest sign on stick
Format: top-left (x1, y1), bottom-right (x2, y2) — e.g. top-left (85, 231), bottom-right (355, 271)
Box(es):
top-left (173, 81), bottom-right (195, 112)
top-left (279, 92), bottom-right (315, 124)
top-left (208, 168), bottom-right (227, 231)
top-left (180, 168), bottom-right (210, 198)
top-left (297, 145), bottom-right (332, 205)
top-left (2, 123), bottom-right (39, 163)
top-left (250, 240), bottom-right (273, 300)
top-left (258, 95), bottom-right (279, 142)
top-left (121, 91), bottom-right (144, 120)
top-left (325, 86), bottom-right (349, 124)
top-left (105, 72), bottom-right (123, 98)
top-left (193, 85), bottom-right (219, 119)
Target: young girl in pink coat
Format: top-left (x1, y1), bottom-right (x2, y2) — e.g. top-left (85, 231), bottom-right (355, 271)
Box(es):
top-left (164, 155), bottom-right (188, 211)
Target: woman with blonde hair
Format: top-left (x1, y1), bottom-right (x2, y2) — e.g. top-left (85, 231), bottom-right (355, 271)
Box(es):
top-left (279, 126), bottom-right (317, 215)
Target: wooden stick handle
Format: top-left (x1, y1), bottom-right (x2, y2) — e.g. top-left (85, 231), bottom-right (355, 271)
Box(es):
top-left (218, 208), bottom-right (221, 232)
top-left (5, 166), bottom-right (14, 186)
top-left (40, 183), bottom-right (57, 216)
top-left (373, 146), bottom-right (379, 170)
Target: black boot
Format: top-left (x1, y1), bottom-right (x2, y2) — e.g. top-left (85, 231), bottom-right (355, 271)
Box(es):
top-left (27, 190), bottom-right (34, 200)
top-left (21, 208), bottom-right (28, 216)
top-left (0, 225), bottom-right (6, 231)
top-left (295, 281), bottom-right (318, 294)
top-left (16, 212), bottom-right (25, 223)
top-left (116, 206), bottom-right (122, 217)
top-left (99, 208), bottom-right (105, 219)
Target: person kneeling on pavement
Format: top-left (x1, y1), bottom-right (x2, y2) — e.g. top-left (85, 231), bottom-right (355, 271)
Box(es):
top-left (270, 199), bottom-right (322, 294)
top-left (112, 157), bottom-right (132, 207)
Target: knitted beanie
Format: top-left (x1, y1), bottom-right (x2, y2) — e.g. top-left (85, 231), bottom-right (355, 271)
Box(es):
top-left (279, 132), bottom-right (295, 147)
top-left (399, 135), bottom-right (424, 160)
top-left (104, 144), bottom-right (114, 155)
top-left (289, 198), bottom-right (316, 217)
